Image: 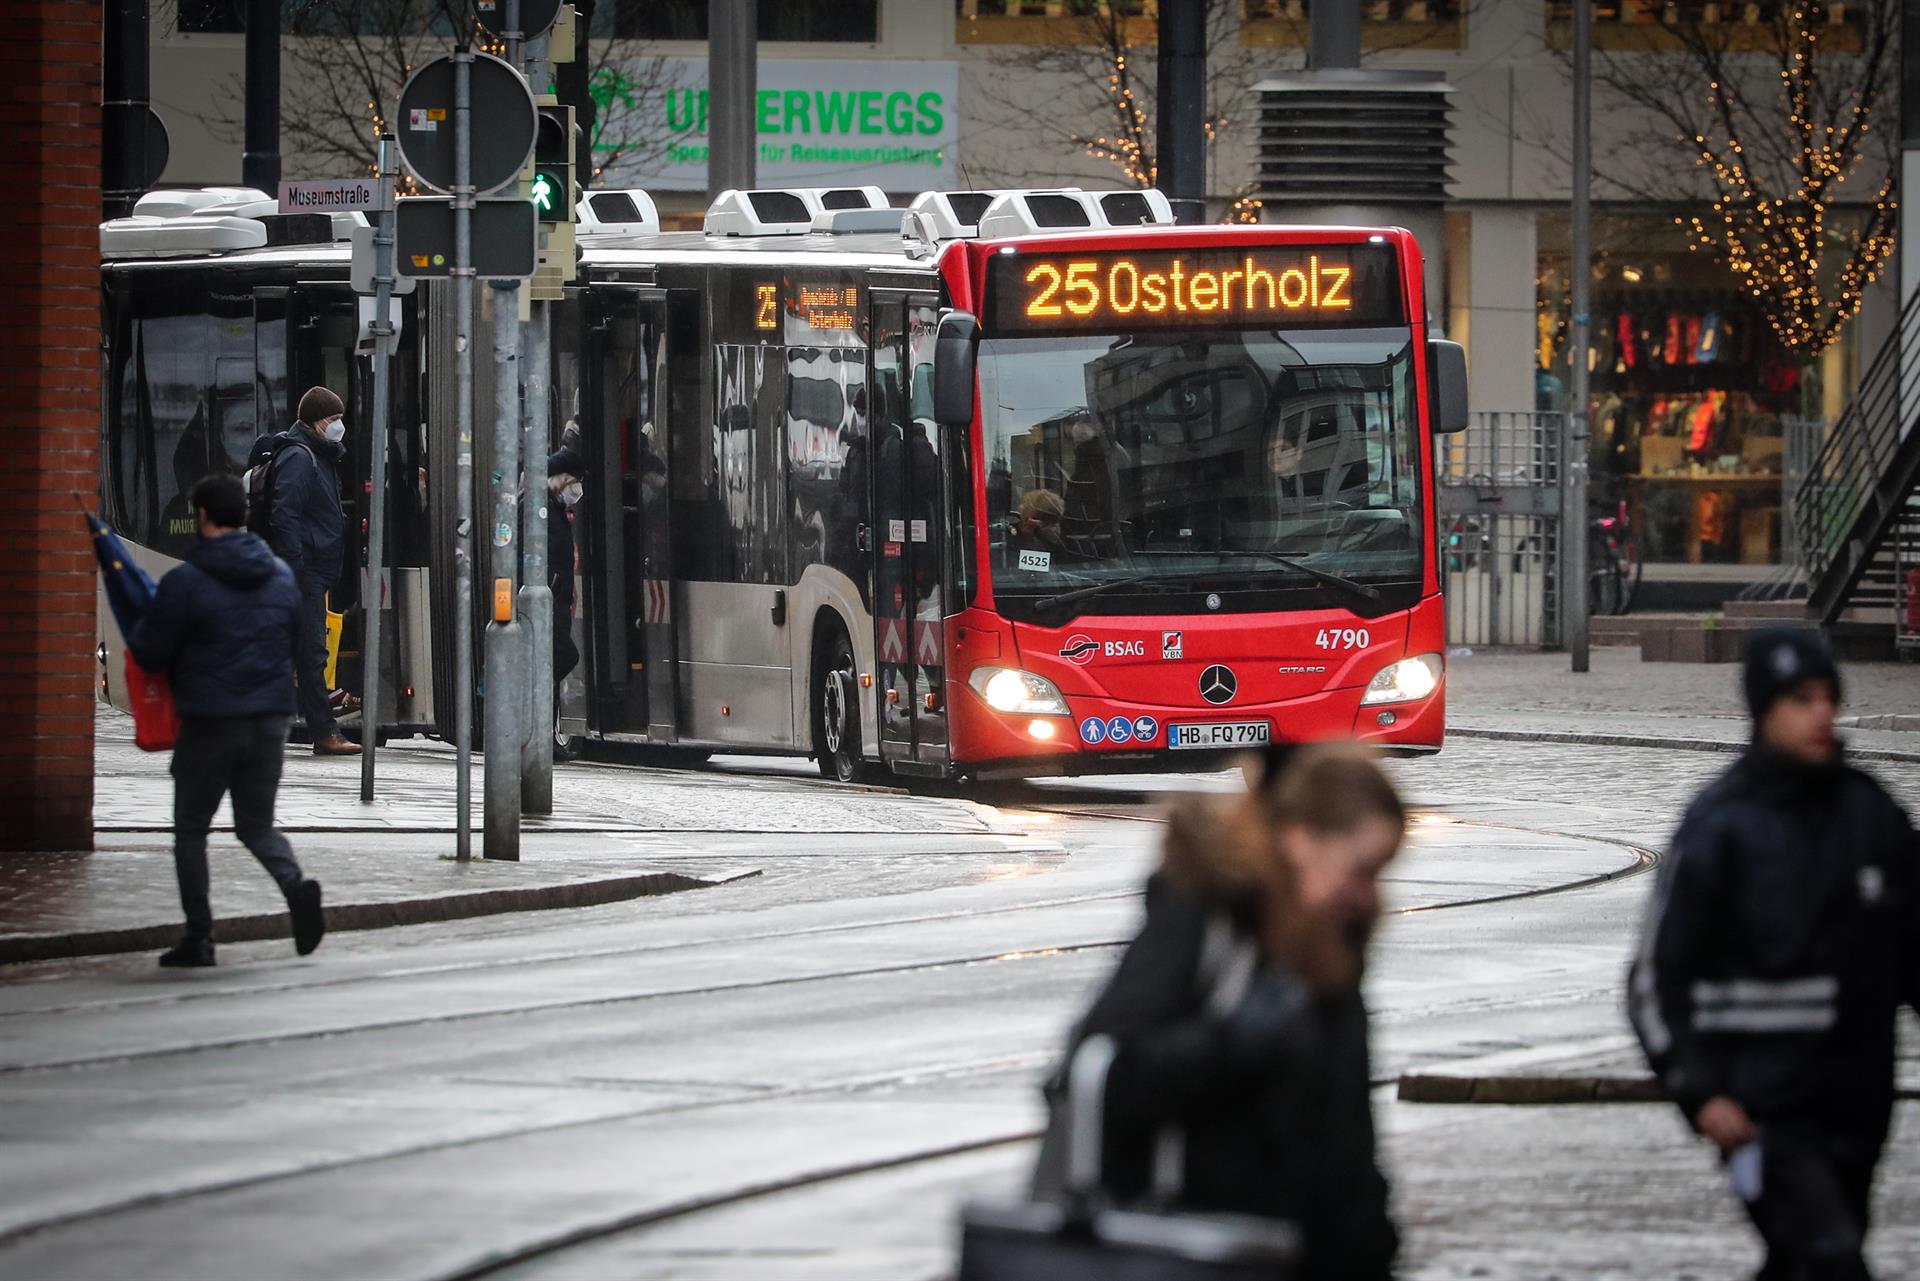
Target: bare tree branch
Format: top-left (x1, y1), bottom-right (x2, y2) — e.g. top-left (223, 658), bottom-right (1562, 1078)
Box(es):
top-left (1532, 0), bottom-right (1896, 356)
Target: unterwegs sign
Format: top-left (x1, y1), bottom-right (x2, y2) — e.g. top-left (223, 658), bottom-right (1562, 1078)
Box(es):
top-left (607, 58), bottom-right (959, 193)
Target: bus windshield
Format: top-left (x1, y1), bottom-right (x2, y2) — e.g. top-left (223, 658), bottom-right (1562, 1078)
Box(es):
top-left (980, 327), bottom-right (1423, 622)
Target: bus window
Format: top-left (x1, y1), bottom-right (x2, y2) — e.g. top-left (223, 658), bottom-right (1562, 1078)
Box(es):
top-left (109, 277), bottom-right (224, 556)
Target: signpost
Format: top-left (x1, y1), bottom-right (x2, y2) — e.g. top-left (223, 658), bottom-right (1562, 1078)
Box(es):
top-left (354, 141), bottom-right (399, 806)
top-left (278, 178), bottom-right (383, 216)
top-left (395, 198), bottom-right (538, 278)
top-left (395, 50), bottom-right (539, 860)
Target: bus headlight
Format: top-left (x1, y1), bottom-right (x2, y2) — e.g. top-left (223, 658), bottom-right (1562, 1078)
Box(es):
top-left (968, 666), bottom-right (1070, 717)
top-left (1360, 654), bottom-right (1442, 706)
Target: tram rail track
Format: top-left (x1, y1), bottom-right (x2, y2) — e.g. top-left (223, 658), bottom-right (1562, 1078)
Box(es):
top-left (0, 810), bottom-right (1663, 1273)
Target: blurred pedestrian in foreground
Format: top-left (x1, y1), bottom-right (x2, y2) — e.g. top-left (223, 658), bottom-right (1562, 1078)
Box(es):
top-left (129, 474), bottom-right (326, 968)
top-left (1041, 742), bottom-right (1404, 1279)
top-left (1629, 628), bottom-right (1918, 1280)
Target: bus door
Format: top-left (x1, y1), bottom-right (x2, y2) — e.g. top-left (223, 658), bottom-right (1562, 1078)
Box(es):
top-left (870, 293), bottom-right (949, 771)
top-left (583, 287), bottom-right (676, 738)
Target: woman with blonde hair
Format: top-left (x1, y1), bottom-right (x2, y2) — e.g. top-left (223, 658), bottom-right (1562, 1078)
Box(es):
top-left (1044, 742), bottom-right (1406, 1279)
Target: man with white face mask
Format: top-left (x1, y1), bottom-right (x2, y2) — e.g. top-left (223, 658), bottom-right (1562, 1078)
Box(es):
top-left (263, 386), bottom-right (359, 756)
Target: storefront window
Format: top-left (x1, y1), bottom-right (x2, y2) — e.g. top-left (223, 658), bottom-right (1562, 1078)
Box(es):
top-left (1241, 0), bottom-right (1463, 49)
top-left (955, 0), bottom-right (1158, 46)
top-left (610, 0), bottom-right (878, 41)
top-left (1536, 211), bottom-right (1857, 568)
top-left (1544, 2), bottom-right (1863, 52)
top-left (954, 0), bottom-right (1461, 47)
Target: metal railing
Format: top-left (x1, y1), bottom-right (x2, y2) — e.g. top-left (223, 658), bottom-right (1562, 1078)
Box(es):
top-left (1793, 286), bottom-right (1920, 622)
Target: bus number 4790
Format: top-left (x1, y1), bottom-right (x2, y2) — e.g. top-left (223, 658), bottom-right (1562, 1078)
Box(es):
top-left (1316, 628), bottom-right (1370, 650)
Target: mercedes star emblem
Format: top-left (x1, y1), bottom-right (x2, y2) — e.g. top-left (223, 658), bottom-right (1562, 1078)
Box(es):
top-left (1199, 664), bottom-right (1237, 705)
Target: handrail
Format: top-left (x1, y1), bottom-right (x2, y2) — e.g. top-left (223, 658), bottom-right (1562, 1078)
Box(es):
top-left (1792, 284), bottom-right (1920, 619)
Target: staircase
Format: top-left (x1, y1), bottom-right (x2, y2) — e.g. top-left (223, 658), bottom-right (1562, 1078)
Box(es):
top-left (1794, 287), bottom-right (1920, 654)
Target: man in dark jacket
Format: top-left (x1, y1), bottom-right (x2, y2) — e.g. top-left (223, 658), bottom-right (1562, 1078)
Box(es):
top-left (1629, 628), bottom-right (1918, 1280)
top-left (129, 473), bottom-right (326, 967)
top-left (264, 385), bottom-right (359, 756)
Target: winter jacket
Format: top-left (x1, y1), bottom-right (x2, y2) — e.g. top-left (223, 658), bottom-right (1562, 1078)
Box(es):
top-left (128, 531), bottom-right (300, 719)
top-left (1629, 749), bottom-right (1920, 1147)
top-left (1054, 813), bottom-right (1397, 1280)
top-left (263, 423), bottom-right (346, 588)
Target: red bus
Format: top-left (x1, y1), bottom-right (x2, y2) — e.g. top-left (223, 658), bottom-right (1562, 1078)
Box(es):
top-left (97, 185), bottom-right (1466, 781)
top-left (914, 196), bottom-right (1467, 779)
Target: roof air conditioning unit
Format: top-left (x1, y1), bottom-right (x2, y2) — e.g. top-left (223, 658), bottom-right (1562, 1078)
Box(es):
top-left (101, 215), bottom-right (270, 259)
top-left (705, 188), bottom-right (820, 236)
top-left (811, 208), bottom-right (905, 235)
top-left (577, 189), bottom-right (663, 236)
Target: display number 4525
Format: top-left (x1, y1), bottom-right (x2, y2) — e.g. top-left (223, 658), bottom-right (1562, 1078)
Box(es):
top-left (1315, 628), bottom-right (1370, 650)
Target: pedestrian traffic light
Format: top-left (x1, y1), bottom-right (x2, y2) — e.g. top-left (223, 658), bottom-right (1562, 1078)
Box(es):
top-left (532, 104), bottom-right (575, 224)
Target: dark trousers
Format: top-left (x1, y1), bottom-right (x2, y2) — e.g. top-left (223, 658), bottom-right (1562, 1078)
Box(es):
top-left (293, 575), bottom-right (337, 738)
top-left (172, 715), bottom-right (305, 942)
top-left (1746, 1127), bottom-right (1878, 1281)
top-left (553, 591), bottom-right (579, 705)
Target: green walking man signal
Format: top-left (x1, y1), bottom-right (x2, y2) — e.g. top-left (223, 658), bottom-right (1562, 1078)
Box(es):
top-left (532, 104), bottom-right (576, 224)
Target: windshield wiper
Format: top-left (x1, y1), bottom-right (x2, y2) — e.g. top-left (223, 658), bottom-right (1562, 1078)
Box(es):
top-left (1217, 550), bottom-right (1381, 604)
top-left (1031, 566), bottom-right (1223, 613)
top-left (1029, 553), bottom-right (1382, 616)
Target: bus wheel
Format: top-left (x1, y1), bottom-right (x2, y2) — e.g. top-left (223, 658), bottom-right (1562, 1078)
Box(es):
top-left (814, 629), bottom-right (866, 784)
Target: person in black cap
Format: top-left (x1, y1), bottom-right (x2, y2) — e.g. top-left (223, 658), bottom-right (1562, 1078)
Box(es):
top-left (1629, 627), bottom-right (1918, 1280)
top-left (254, 385), bottom-right (360, 756)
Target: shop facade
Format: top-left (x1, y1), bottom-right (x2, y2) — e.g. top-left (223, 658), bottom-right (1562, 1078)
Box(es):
top-left (142, 0), bottom-right (1889, 568)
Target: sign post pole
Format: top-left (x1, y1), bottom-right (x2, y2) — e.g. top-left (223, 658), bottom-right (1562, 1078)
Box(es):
top-left (360, 136), bottom-right (398, 804)
top-left (1568, 0), bottom-right (1592, 672)
top-left (393, 47), bottom-right (538, 857)
top-left (520, 23), bottom-right (557, 816)
top-left (453, 45), bottom-right (477, 859)
top-left (483, 0), bottom-right (527, 860)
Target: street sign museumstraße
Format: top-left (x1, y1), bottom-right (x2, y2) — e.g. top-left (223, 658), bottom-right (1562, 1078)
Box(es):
top-left (394, 52), bottom-right (537, 196)
top-left (396, 197), bottom-right (538, 280)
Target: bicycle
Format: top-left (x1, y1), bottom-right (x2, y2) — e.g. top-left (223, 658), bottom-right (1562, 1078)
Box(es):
top-left (1589, 498), bottom-right (1644, 616)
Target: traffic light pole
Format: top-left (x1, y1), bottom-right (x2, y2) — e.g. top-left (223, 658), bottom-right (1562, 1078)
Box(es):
top-left (520, 27), bottom-right (556, 815)
top-left (484, 0), bottom-right (527, 860)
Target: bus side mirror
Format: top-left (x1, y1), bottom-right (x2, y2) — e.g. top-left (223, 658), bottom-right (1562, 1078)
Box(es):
top-left (1429, 339), bottom-right (1469, 435)
top-left (934, 310), bottom-right (979, 427)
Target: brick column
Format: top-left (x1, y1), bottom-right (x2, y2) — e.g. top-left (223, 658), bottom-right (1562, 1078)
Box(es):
top-left (0, 10), bottom-right (102, 851)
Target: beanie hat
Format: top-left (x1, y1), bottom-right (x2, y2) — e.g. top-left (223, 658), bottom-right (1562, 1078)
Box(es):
top-left (297, 386), bottom-right (344, 427)
top-left (1742, 627), bottom-right (1841, 722)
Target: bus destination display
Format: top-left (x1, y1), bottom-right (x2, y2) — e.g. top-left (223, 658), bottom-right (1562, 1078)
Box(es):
top-left (987, 244), bottom-right (1401, 334)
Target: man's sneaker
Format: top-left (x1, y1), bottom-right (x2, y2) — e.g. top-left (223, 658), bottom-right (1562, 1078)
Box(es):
top-left (291, 880), bottom-right (325, 956)
top-left (158, 939), bottom-right (215, 968)
top-left (312, 735), bottom-right (362, 756)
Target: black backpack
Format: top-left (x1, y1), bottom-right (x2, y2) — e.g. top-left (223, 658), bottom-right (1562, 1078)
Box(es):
top-left (244, 436), bottom-right (312, 537)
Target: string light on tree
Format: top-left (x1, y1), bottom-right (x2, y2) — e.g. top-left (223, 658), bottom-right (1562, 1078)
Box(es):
top-left (1678, 1), bottom-right (1895, 357)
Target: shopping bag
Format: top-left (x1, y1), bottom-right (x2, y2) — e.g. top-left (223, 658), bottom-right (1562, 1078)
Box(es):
top-left (957, 1036), bottom-right (1298, 1281)
top-left (125, 650), bottom-right (179, 752)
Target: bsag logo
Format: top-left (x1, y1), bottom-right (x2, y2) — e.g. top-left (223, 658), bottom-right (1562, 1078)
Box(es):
top-left (1060, 636), bottom-right (1099, 665)
top-left (1162, 630), bottom-right (1183, 660)
top-left (1062, 636), bottom-right (1148, 663)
